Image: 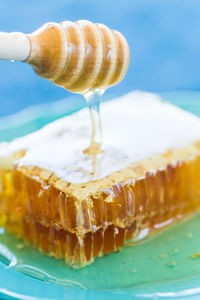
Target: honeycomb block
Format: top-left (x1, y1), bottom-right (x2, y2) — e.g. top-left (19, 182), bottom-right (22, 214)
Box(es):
top-left (1, 149), bottom-right (200, 267)
top-left (1, 92), bottom-right (200, 268)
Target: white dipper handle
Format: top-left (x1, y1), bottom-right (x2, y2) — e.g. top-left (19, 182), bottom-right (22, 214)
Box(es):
top-left (0, 32), bottom-right (30, 61)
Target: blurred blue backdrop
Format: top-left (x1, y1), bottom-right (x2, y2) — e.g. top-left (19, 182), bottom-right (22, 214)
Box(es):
top-left (0, 0), bottom-right (200, 117)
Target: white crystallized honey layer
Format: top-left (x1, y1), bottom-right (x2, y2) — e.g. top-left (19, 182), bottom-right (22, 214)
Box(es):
top-left (0, 91), bottom-right (200, 186)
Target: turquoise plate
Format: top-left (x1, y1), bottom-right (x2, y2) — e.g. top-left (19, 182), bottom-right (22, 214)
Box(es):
top-left (1, 91), bottom-right (200, 300)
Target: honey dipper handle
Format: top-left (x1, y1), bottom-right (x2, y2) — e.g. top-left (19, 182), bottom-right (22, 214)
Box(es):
top-left (0, 32), bottom-right (30, 61)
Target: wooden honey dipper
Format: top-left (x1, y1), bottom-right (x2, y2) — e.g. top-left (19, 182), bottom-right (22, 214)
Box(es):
top-left (0, 20), bottom-right (130, 93)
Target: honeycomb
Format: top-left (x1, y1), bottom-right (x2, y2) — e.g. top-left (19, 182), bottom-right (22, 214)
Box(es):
top-left (1, 150), bottom-right (200, 268)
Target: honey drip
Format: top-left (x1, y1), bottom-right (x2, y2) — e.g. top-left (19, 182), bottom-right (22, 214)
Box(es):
top-left (62, 87), bottom-right (126, 182)
top-left (83, 88), bottom-right (103, 180)
top-left (59, 88), bottom-right (105, 181)
top-left (83, 88), bottom-right (104, 156)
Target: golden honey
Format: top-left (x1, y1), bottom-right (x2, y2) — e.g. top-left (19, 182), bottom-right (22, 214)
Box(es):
top-left (1, 150), bottom-right (200, 268)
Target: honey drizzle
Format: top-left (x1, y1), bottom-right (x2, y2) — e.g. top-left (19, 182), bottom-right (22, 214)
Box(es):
top-left (83, 88), bottom-right (104, 156)
top-left (81, 88), bottom-right (104, 180)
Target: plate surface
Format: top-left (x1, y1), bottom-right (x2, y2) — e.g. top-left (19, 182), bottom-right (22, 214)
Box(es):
top-left (1, 91), bottom-right (200, 300)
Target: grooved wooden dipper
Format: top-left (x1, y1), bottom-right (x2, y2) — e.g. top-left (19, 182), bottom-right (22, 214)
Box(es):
top-left (0, 20), bottom-right (130, 93)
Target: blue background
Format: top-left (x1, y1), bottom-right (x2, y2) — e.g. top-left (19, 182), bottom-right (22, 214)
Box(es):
top-left (0, 0), bottom-right (200, 117)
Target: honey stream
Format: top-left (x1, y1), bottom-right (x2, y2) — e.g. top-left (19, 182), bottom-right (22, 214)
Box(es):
top-left (83, 88), bottom-right (104, 156)
top-left (82, 88), bottom-right (104, 180)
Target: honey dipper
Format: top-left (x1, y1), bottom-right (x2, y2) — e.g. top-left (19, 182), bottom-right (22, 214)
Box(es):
top-left (0, 20), bottom-right (129, 93)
